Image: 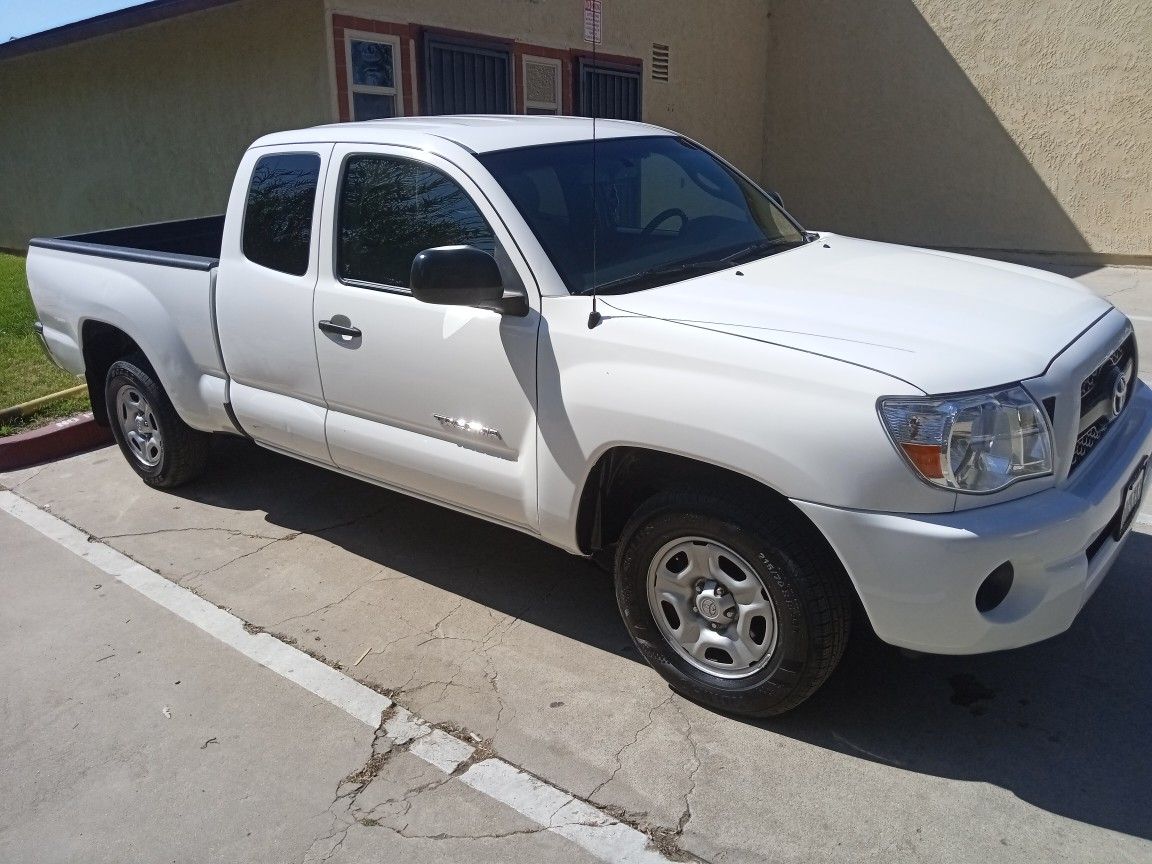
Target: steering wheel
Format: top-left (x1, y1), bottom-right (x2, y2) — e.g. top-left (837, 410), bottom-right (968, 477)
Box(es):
top-left (641, 208), bottom-right (689, 237)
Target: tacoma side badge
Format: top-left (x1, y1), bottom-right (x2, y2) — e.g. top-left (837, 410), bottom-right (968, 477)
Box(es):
top-left (433, 414), bottom-right (504, 444)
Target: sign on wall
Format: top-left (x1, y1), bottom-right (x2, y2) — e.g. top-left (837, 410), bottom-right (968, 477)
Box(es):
top-left (583, 0), bottom-right (602, 44)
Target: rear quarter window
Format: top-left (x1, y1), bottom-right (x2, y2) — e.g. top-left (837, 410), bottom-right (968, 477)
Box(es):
top-left (242, 153), bottom-right (321, 276)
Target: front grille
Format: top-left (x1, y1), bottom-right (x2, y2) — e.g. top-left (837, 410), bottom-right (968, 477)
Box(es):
top-left (1080, 340), bottom-right (1130, 406)
top-left (1070, 332), bottom-right (1137, 474)
top-left (1073, 420), bottom-right (1107, 469)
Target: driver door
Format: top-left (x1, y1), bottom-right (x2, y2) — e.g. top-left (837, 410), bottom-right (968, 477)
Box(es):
top-left (313, 145), bottom-right (540, 530)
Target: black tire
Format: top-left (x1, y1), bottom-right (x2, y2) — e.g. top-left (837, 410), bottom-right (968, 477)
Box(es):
top-left (104, 354), bottom-right (209, 488)
top-left (614, 490), bottom-right (852, 717)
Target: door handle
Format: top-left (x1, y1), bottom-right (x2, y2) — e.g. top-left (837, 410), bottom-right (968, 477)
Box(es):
top-left (318, 319), bottom-right (362, 339)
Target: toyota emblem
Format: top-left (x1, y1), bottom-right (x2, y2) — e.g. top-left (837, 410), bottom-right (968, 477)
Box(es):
top-left (1110, 371), bottom-right (1128, 419)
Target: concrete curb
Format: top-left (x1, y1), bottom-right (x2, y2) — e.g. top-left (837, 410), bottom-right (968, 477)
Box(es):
top-left (0, 411), bottom-right (112, 471)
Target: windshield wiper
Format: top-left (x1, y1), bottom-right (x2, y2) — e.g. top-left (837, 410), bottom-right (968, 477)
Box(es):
top-left (589, 237), bottom-right (808, 295)
top-left (592, 258), bottom-right (734, 294)
top-left (720, 237), bottom-right (806, 264)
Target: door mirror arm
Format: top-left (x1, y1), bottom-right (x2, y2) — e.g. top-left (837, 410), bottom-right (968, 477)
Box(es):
top-left (476, 290), bottom-right (529, 317)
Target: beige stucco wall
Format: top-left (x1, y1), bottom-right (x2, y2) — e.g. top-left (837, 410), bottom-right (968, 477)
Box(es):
top-left (11, 0), bottom-right (1140, 261)
top-left (0, 0), bottom-right (331, 249)
top-left (762, 0), bottom-right (1152, 261)
top-left (0, 0), bottom-right (770, 249)
top-left (325, 0), bottom-right (771, 180)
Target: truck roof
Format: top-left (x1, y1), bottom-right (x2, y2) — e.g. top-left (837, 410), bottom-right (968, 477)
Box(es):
top-left (250, 115), bottom-right (674, 155)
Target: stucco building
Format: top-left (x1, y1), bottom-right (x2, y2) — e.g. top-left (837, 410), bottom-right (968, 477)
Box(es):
top-left (1, 0), bottom-right (1148, 265)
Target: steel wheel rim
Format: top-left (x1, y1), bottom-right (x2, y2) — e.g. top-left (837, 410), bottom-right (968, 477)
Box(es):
top-left (646, 536), bottom-right (778, 679)
top-left (115, 385), bottom-right (163, 468)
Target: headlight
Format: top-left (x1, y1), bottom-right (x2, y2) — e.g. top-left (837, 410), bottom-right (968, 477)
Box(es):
top-left (879, 386), bottom-right (1053, 493)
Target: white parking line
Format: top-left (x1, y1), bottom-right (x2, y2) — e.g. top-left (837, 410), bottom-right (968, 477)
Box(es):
top-left (0, 490), bottom-right (683, 864)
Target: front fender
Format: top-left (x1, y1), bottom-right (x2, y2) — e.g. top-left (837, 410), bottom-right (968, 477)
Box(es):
top-left (535, 297), bottom-right (956, 551)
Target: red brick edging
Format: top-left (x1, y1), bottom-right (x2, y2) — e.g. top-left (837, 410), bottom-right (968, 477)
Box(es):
top-left (0, 411), bottom-right (113, 472)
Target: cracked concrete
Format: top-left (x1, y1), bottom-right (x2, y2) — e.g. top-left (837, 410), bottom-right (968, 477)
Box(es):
top-left (303, 734), bottom-right (597, 864)
top-left (1, 508), bottom-right (363, 863)
top-left (4, 267), bottom-right (1150, 863)
top-left (8, 439), bottom-right (1151, 863)
top-left (0, 508), bottom-right (607, 864)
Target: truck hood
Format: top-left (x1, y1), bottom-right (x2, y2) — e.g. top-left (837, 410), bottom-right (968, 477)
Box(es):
top-left (601, 234), bottom-right (1112, 394)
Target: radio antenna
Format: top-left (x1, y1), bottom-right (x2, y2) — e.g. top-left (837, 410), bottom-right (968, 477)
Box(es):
top-left (587, 3), bottom-right (602, 329)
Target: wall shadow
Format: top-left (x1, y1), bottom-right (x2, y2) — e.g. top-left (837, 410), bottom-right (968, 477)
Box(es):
top-left (176, 435), bottom-right (1149, 843)
top-left (764, 0), bottom-right (1094, 257)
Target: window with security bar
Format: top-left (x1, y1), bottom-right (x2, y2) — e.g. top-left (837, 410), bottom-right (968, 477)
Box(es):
top-left (423, 35), bottom-right (512, 115)
top-left (577, 59), bottom-right (642, 121)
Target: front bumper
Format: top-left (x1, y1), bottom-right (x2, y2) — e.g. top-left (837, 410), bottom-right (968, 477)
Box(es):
top-left (796, 380), bottom-right (1152, 654)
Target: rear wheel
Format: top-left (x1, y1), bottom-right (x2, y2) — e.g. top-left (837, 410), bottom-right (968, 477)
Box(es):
top-left (105, 354), bottom-right (209, 488)
top-left (614, 490), bottom-right (852, 716)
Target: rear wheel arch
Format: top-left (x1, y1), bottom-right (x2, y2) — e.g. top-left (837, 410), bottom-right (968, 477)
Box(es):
top-left (80, 321), bottom-right (145, 426)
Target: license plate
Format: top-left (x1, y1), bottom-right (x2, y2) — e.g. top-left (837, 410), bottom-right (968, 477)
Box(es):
top-left (1116, 456), bottom-right (1149, 540)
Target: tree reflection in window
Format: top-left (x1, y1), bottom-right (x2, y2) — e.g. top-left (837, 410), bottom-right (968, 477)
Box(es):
top-left (338, 156), bottom-right (495, 288)
top-left (350, 40), bottom-right (394, 87)
top-left (242, 153), bottom-right (321, 276)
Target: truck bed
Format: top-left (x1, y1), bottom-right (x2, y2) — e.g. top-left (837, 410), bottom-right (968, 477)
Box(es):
top-left (26, 214), bottom-right (235, 436)
top-left (28, 215), bottom-right (224, 271)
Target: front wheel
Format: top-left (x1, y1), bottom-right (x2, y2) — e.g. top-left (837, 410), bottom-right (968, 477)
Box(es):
top-left (105, 354), bottom-right (209, 488)
top-left (615, 490), bottom-right (853, 717)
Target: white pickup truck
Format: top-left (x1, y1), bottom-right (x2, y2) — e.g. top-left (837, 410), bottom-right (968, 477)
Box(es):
top-left (27, 116), bottom-right (1151, 716)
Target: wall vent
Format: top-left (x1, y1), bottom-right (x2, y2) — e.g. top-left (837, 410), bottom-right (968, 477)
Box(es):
top-left (651, 43), bottom-right (670, 81)
top-left (524, 56), bottom-right (562, 114)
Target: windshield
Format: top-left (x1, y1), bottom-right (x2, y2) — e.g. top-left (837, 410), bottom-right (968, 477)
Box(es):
top-left (478, 135), bottom-right (806, 295)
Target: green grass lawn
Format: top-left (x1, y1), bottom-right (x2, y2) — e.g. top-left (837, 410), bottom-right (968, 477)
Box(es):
top-left (0, 252), bottom-right (90, 436)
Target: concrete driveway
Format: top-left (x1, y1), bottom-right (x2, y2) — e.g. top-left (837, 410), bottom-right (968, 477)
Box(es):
top-left (0, 507), bottom-right (602, 864)
top-left (4, 435), bottom-right (1150, 863)
top-left (2, 266), bottom-right (1151, 863)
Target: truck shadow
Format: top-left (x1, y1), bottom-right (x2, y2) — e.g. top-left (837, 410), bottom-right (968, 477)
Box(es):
top-left (177, 435), bottom-right (1150, 843)
top-left (765, 529), bottom-right (1152, 842)
top-left (179, 435), bottom-right (635, 659)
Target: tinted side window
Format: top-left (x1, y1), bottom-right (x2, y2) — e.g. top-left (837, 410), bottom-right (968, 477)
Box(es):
top-left (338, 156), bottom-right (494, 288)
top-left (242, 153), bottom-right (321, 276)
